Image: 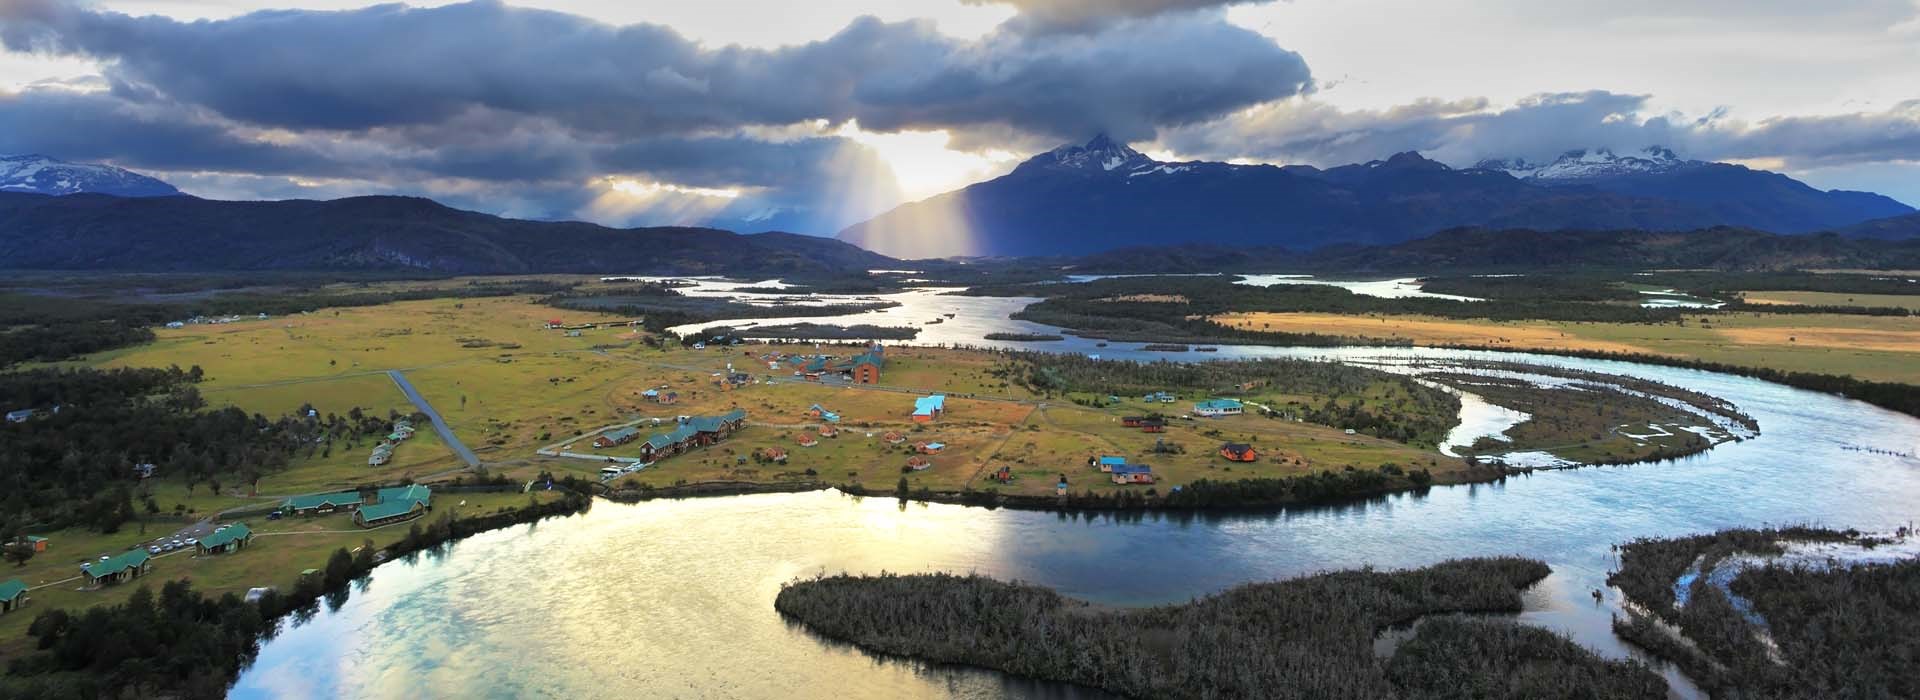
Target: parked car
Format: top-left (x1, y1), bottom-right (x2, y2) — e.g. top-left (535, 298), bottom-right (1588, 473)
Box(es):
top-left (267, 511), bottom-right (284, 521)
top-left (147, 546), bottom-right (161, 554)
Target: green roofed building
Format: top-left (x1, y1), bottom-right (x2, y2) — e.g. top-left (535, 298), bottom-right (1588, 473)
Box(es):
top-left (197, 522), bottom-right (254, 555)
top-left (0, 578), bottom-right (26, 614)
top-left (353, 484), bottom-right (432, 528)
top-left (279, 490), bottom-right (366, 516)
top-left (84, 548), bottom-right (152, 586)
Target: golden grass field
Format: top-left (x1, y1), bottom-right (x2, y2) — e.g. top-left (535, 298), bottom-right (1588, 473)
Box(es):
top-left (1740, 290), bottom-right (1920, 312)
top-left (1213, 310), bottom-right (1920, 383)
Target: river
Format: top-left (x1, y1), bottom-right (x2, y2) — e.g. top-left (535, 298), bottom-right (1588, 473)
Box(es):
top-left (232, 282), bottom-right (1920, 700)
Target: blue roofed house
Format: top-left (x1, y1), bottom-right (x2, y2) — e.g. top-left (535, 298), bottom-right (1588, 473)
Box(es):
top-left (911, 394), bottom-right (947, 422)
top-left (1109, 463), bottom-right (1156, 485)
top-left (1194, 398), bottom-right (1244, 417)
top-left (1096, 455), bottom-right (1127, 473)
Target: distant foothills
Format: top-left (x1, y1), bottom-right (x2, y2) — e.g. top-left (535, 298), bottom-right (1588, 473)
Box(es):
top-left (1, 146), bottom-right (1917, 275)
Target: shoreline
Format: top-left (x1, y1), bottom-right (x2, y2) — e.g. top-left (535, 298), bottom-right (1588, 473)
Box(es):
top-left (597, 462), bottom-right (1530, 513)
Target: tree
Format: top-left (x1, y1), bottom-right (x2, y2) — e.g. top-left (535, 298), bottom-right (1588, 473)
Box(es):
top-left (3, 540), bottom-right (33, 567)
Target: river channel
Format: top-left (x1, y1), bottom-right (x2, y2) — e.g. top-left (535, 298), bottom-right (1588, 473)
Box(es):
top-left (231, 282), bottom-right (1920, 699)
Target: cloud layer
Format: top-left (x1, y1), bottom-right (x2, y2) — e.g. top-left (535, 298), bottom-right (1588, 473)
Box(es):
top-left (0, 0), bottom-right (1310, 230)
top-left (1158, 91), bottom-right (1920, 175)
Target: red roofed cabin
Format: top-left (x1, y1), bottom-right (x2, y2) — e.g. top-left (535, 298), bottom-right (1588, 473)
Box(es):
top-left (1220, 443), bottom-right (1259, 462)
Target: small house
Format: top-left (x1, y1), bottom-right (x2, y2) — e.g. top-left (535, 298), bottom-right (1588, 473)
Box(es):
top-left (808, 404), bottom-right (841, 423)
top-left (988, 466), bottom-right (1013, 483)
top-left (1096, 455), bottom-right (1127, 473)
top-left (83, 549), bottom-right (152, 586)
top-left (594, 427), bottom-right (640, 448)
top-left (917, 442), bottom-right (945, 454)
top-left (1137, 418), bottom-right (1166, 433)
top-left (368, 442), bottom-right (394, 467)
top-left (760, 447), bottom-right (789, 463)
top-left (544, 319), bottom-right (565, 330)
top-left (197, 523), bottom-right (254, 555)
top-left (1110, 463), bottom-right (1156, 485)
top-left (0, 579), bottom-right (26, 614)
top-left (658, 391), bottom-right (679, 405)
top-left (1193, 399), bottom-right (1244, 417)
top-left (797, 433), bottom-right (819, 447)
top-left (641, 389), bottom-right (659, 401)
top-left (1055, 475), bottom-right (1069, 496)
top-left (23, 536), bottom-right (47, 553)
top-left (1221, 441), bottom-right (1267, 464)
top-left (905, 455), bottom-right (932, 471)
top-left (1143, 391), bottom-right (1176, 403)
top-left (817, 424), bottom-right (839, 438)
top-left (1220, 443), bottom-right (1258, 462)
top-left (1121, 416), bottom-right (1152, 427)
top-left (882, 431), bottom-right (907, 445)
top-left (4, 409), bottom-right (37, 423)
top-left (911, 394), bottom-right (947, 423)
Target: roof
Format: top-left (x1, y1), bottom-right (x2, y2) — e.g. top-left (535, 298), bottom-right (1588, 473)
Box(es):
top-left (645, 423), bottom-right (698, 450)
top-left (600, 427), bottom-right (639, 442)
top-left (1111, 463), bottom-right (1154, 476)
top-left (88, 548), bottom-right (151, 578)
top-left (200, 522), bottom-right (253, 549)
top-left (1222, 442), bottom-right (1253, 452)
top-left (849, 350), bottom-right (885, 369)
top-left (689, 409), bottom-right (747, 433)
top-left (924, 442), bottom-right (946, 450)
top-left (281, 490), bottom-right (365, 511)
top-left (0, 578), bottom-right (24, 601)
top-left (1098, 455), bottom-right (1127, 466)
top-left (1196, 399), bottom-right (1243, 410)
top-left (24, 535), bottom-right (47, 543)
top-left (359, 485), bottom-right (432, 522)
top-left (912, 394), bottom-right (947, 416)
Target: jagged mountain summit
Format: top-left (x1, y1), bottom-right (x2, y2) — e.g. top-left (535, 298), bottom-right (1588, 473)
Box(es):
top-left (837, 136), bottom-right (1914, 258)
top-left (1476, 147), bottom-right (1696, 181)
top-left (0, 154), bottom-right (181, 197)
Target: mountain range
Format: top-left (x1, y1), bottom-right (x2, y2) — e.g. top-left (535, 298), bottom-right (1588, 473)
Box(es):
top-left (838, 136), bottom-right (1914, 257)
top-left (0, 154), bottom-right (181, 198)
top-left (0, 192), bottom-right (887, 275)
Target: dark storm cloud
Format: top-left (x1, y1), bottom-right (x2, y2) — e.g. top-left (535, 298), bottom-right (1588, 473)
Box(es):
top-left (964, 0), bottom-right (1273, 33)
top-left (1161, 91), bottom-right (1920, 171)
top-left (0, 87), bottom-right (338, 175)
top-left (0, 0), bottom-right (1310, 142)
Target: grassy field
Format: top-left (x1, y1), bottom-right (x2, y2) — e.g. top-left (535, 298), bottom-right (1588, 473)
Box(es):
top-left (1213, 310), bottom-right (1920, 383)
top-left (1740, 290), bottom-right (1920, 311)
top-left (0, 490), bottom-right (565, 657)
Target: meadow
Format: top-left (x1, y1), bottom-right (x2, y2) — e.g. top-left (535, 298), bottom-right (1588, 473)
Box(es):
top-left (1213, 309), bottom-right (1920, 383)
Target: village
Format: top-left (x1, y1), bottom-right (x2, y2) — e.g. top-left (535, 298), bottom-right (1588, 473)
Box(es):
top-left (0, 295), bottom-right (1459, 645)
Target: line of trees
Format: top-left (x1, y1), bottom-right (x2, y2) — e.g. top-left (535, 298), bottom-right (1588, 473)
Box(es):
top-left (774, 558), bottom-right (1665, 699)
top-left (0, 366), bottom-right (402, 535)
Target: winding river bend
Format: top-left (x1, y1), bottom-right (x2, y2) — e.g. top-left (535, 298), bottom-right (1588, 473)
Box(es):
top-left (231, 285), bottom-right (1920, 700)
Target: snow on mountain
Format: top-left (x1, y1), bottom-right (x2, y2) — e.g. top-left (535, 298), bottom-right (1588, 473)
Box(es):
top-left (1474, 146), bottom-right (1700, 182)
top-left (1025, 134), bottom-right (1158, 173)
top-left (0, 154), bottom-right (180, 197)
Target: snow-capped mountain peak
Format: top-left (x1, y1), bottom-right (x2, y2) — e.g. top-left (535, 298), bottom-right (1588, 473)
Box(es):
top-left (0, 154), bottom-right (180, 197)
top-left (1028, 133), bottom-right (1157, 173)
top-left (1474, 146), bottom-right (1700, 182)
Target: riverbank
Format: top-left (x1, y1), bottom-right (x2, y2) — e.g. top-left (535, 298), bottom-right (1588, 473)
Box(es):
top-left (774, 558), bottom-right (1665, 699)
top-left (1606, 527), bottom-right (1920, 698)
top-left (0, 485), bottom-right (594, 696)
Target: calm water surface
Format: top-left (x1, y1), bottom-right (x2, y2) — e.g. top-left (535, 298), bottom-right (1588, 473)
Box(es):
top-left (234, 284), bottom-right (1920, 699)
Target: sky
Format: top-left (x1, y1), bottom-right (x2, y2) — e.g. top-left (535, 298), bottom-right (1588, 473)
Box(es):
top-left (1, 0), bottom-right (1917, 234)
